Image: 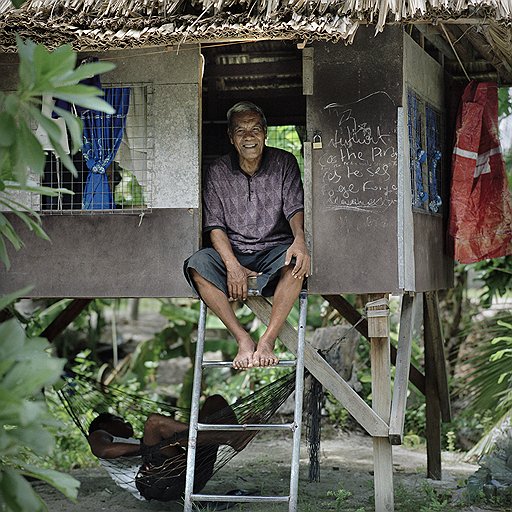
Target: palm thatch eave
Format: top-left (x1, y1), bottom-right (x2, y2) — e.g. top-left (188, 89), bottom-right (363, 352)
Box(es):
top-left (0, 1), bottom-right (511, 82)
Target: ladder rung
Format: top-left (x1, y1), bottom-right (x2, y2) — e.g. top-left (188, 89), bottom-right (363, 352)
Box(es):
top-left (192, 494), bottom-right (289, 503)
top-left (197, 422), bottom-right (296, 431)
top-left (202, 359), bottom-right (296, 368)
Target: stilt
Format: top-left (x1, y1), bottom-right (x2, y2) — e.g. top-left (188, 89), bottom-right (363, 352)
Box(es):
top-left (423, 291), bottom-right (451, 479)
top-left (368, 294), bottom-right (394, 512)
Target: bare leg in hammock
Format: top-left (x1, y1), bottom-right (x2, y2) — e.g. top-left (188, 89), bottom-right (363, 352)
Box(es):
top-left (143, 395), bottom-right (253, 456)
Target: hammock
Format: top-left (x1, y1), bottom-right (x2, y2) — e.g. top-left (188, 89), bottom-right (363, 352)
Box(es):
top-left (57, 370), bottom-right (305, 502)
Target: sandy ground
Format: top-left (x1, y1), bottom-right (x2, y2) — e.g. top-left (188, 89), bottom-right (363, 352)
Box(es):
top-left (33, 430), bottom-right (499, 512)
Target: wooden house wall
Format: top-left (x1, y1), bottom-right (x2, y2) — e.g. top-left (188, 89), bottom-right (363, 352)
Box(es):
top-left (307, 28), bottom-right (403, 294)
top-left (0, 46), bottom-right (201, 298)
top-left (402, 34), bottom-right (454, 291)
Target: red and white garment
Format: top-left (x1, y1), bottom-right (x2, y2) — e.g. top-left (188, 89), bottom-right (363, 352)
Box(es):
top-left (448, 81), bottom-right (512, 263)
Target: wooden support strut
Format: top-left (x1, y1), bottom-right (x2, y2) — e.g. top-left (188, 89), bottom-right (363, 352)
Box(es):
top-left (246, 296), bottom-right (389, 438)
top-left (322, 294), bottom-right (426, 394)
top-left (389, 293), bottom-right (416, 445)
top-left (41, 299), bottom-right (92, 342)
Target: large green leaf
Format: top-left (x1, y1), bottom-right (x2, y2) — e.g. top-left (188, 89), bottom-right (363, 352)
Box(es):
top-left (0, 468), bottom-right (46, 512)
top-left (50, 85), bottom-right (114, 114)
top-left (33, 44), bottom-right (76, 87)
top-left (4, 182), bottom-right (72, 197)
top-left (16, 121), bottom-right (45, 177)
top-left (52, 106), bottom-right (83, 153)
top-left (0, 229), bottom-right (9, 269)
top-left (58, 61), bottom-right (116, 86)
top-left (28, 104), bottom-right (63, 142)
top-left (3, 356), bottom-right (64, 396)
top-left (0, 214), bottom-right (23, 249)
top-left (0, 286), bottom-right (33, 311)
top-left (0, 319), bottom-right (25, 360)
top-left (0, 112), bottom-right (15, 147)
top-left (16, 35), bottom-right (36, 91)
top-left (20, 464), bottom-right (79, 502)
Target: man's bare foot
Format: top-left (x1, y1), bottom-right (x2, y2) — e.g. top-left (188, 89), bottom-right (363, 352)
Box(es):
top-left (252, 339), bottom-right (279, 367)
top-left (233, 336), bottom-right (255, 370)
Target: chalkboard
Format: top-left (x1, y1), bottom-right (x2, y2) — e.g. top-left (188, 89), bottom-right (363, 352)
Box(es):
top-left (307, 31), bottom-right (404, 294)
top-left (318, 91), bottom-right (398, 214)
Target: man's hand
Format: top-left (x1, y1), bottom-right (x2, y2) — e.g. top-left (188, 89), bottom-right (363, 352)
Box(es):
top-left (225, 260), bottom-right (260, 301)
top-left (285, 237), bottom-right (310, 279)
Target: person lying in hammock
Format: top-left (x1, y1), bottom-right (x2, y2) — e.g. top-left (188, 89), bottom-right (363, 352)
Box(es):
top-left (87, 394), bottom-right (254, 502)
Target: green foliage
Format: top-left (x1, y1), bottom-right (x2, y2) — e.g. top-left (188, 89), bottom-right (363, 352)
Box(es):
top-left (465, 314), bottom-right (512, 422)
top-left (498, 87), bottom-right (512, 121)
top-left (0, 36), bottom-right (115, 269)
top-left (114, 170), bottom-right (145, 207)
top-left (0, 303), bottom-right (79, 511)
top-left (327, 486), bottom-right (352, 511)
top-left (394, 482), bottom-right (457, 512)
top-left (266, 126), bottom-right (304, 172)
top-left (470, 257), bottom-right (512, 308)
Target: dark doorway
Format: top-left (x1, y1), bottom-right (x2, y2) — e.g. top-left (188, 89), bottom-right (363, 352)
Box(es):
top-left (201, 40), bottom-right (306, 169)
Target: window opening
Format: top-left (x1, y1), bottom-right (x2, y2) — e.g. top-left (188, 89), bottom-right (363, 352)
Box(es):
top-left (407, 88), bottom-right (443, 214)
top-left (266, 126), bottom-right (304, 174)
top-left (35, 83), bottom-right (153, 214)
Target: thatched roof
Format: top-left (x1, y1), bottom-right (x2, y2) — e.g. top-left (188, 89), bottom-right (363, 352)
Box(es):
top-left (0, 1), bottom-right (511, 81)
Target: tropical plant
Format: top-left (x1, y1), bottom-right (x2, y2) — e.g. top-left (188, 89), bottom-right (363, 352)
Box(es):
top-left (0, 35), bottom-right (114, 269)
top-left (0, 34), bottom-right (114, 511)
top-left (0, 290), bottom-right (80, 511)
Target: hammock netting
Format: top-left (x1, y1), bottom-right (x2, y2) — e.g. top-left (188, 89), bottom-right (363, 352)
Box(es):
top-left (56, 369), bottom-right (318, 502)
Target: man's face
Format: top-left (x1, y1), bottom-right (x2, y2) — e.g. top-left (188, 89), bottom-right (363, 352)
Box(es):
top-left (228, 111), bottom-right (266, 164)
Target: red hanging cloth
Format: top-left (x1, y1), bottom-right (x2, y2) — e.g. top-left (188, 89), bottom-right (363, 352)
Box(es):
top-left (448, 81), bottom-right (512, 263)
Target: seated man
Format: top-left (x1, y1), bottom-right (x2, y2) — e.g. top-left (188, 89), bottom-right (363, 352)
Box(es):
top-left (184, 101), bottom-right (310, 370)
top-left (87, 395), bottom-right (252, 501)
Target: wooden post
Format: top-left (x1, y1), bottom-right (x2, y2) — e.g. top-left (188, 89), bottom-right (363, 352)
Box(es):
top-left (424, 292), bottom-right (452, 422)
top-left (424, 293), bottom-right (442, 480)
top-left (389, 293), bottom-right (416, 445)
top-left (367, 293), bottom-right (394, 512)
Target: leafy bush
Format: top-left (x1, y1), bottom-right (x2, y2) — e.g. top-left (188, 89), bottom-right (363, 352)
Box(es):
top-left (0, 292), bottom-right (79, 511)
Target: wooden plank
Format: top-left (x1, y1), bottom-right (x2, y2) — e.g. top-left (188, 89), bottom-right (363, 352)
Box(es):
top-left (424, 291), bottom-right (452, 422)
top-left (246, 296), bottom-right (389, 437)
top-left (205, 60), bottom-right (302, 79)
top-left (303, 141), bottom-right (313, 269)
top-left (424, 294), bottom-right (442, 480)
top-left (302, 47), bottom-right (314, 95)
top-left (369, 293), bottom-right (394, 512)
top-left (389, 293), bottom-right (416, 445)
top-left (41, 299), bottom-right (92, 342)
top-left (322, 294), bottom-right (426, 394)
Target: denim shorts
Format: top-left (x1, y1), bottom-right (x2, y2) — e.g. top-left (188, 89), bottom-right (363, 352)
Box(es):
top-left (183, 244), bottom-right (291, 298)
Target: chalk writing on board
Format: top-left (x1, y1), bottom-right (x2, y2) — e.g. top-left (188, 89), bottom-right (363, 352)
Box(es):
top-left (319, 93), bottom-right (398, 213)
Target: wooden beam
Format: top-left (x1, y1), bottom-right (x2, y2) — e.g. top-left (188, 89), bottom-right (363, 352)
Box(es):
top-left (424, 293), bottom-right (442, 480)
top-left (322, 295), bottom-right (426, 394)
top-left (41, 299), bottom-right (92, 342)
top-left (424, 292), bottom-right (452, 423)
top-left (205, 60), bottom-right (302, 79)
top-left (389, 293), bottom-right (416, 445)
top-left (415, 24), bottom-right (456, 61)
top-left (368, 294), bottom-right (394, 512)
top-left (246, 296), bottom-right (389, 437)
top-left (441, 23), bottom-right (473, 64)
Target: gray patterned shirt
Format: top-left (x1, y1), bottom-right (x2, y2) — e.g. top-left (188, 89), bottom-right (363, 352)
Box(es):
top-left (203, 146), bottom-right (304, 253)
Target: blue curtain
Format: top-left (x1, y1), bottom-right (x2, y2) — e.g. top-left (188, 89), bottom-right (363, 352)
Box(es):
top-left (81, 88), bottom-right (130, 209)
